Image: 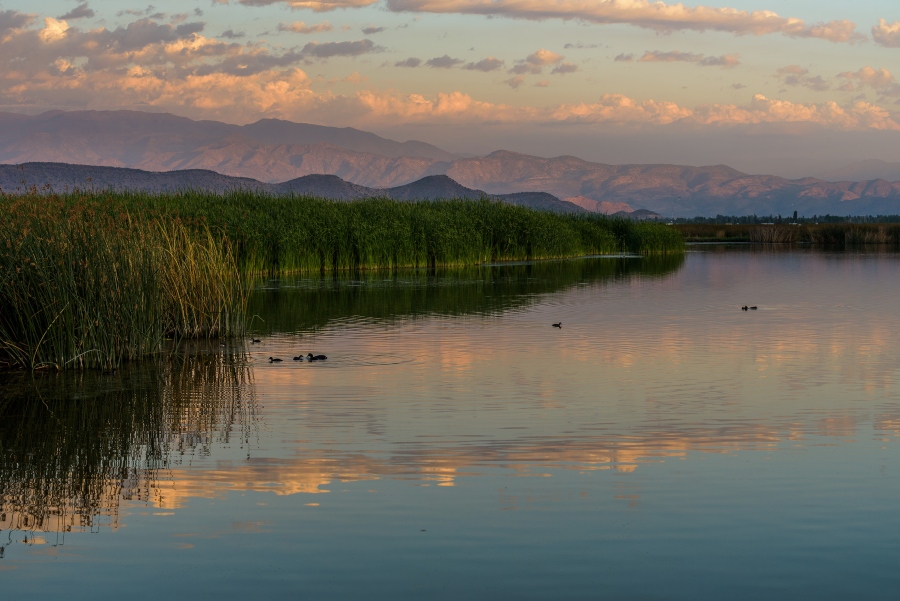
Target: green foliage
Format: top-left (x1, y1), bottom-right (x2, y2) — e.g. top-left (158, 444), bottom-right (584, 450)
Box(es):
top-left (96, 191), bottom-right (683, 272)
top-left (0, 191), bottom-right (683, 370)
top-left (0, 196), bottom-right (247, 370)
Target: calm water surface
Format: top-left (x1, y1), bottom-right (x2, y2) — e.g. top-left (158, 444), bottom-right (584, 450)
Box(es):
top-left (2, 248), bottom-right (900, 599)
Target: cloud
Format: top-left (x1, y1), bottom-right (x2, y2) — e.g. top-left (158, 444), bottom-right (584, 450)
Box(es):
top-left (776, 65), bottom-right (830, 92)
top-left (503, 75), bottom-right (525, 89)
top-left (872, 19), bottom-right (900, 48)
top-left (637, 50), bottom-right (740, 68)
top-left (639, 50), bottom-right (702, 63)
top-left (614, 53), bottom-right (633, 62)
top-left (838, 67), bottom-right (900, 97)
top-left (510, 48), bottom-right (564, 74)
top-left (698, 55), bottom-right (740, 68)
top-left (425, 54), bottom-right (464, 68)
top-left (1, 11), bottom-right (897, 133)
top-left (361, 26), bottom-right (385, 34)
top-left (0, 10), bottom-right (33, 38)
top-left (463, 57), bottom-right (504, 72)
top-left (59, 3), bottom-right (95, 20)
top-left (564, 42), bottom-right (598, 49)
top-left (220, 29), bottom-right (245, 39)
top-left (232, 0), bottom-right (864, 43)
top-left (231, 0), bottom-right (379, 12)
top-left (278, 21), bottom-right (333, 34)
top-left (394, 57), bottom-right (421, 67)
top-left (534, 80), bottom-right (549, 87)
top-left (345, 71), bottom-right (366, 84)
top-left (525, 48), bottom-right (563, 66)
top-left (551, 62), bottom-right (578, 74)
top-left (299, 39), bottom-right (381, 58)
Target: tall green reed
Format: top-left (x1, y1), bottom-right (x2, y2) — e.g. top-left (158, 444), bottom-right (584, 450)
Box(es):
top-left (112, 191), bottom-right (682, 273)
top-left (1, 190), bottom-right (682, 370)
top-left (0, 196), bottom-right (246, 370)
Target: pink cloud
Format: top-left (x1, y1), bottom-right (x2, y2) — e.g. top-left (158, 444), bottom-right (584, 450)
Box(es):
top-left (239, 0), bottom-right (865, 43)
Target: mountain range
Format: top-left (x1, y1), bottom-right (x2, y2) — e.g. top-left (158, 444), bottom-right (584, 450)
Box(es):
top-left (817, 159), bottom-right (900, 183)
top-left (3, 110), bottom-right (900, 216)
top-left (0, 163), bottom-right (590, 215)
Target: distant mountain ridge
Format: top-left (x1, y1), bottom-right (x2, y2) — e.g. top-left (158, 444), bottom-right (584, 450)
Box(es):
top-left (818, 159), bottom-right (900, 183)
top-left (4, 110), bottom-right (900, 216)
top-left (0, 163), bottom-right (586, 214)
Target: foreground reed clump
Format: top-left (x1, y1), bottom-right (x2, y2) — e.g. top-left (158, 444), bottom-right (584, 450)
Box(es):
top-left (1, 190), bottom-right (683, 370)
top-left (0, 196), bottom-right (246, 370)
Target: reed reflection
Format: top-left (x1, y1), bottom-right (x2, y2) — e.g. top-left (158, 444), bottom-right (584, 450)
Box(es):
top-left (248, 255), bottom-right (685, 334)
top-left (0, 348), bottom-right (257, 554)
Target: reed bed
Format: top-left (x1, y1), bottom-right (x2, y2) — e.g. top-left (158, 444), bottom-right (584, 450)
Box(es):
top-left (0, 196), bottom-right (247, 370)
top-left (1, 191), bottom-right (682, 370)
top-left (114, 191), bottom-right (683, 272)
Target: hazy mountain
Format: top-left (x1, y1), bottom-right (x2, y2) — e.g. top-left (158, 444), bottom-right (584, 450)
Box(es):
top-left (438, 151), bottom-right (900, 217)
top-left (384, 175), bottom-right (483, 200)
top-left (276, 174), bottom-right (372, 200)
top-left (0, 110), bottom-right (456, 174)
top-left (0, 162), bottom-right (265, 194)
top-left (818, 160), bottom-right (900, 183)
top-left (612, 209), bottom-right (664, 220)
top-left (240, 119), bottom-right (454, 160)
top-left (4, 110), bottom-right (900, 216)
top-left (0, 163), bottom-right (586, 214)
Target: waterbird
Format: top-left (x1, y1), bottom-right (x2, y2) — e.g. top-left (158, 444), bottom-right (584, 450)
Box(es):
top-left (293, 356), bottom-right (304, 361)
top-left (269, 357), bottom-right (283, 363)
top-left (307, 353), bottom-right (328, 361)
top-left (750, 306), bottom-right (758, 310)
top-left (552, 322), bottom-right (562, 328)
top-left (741, 306), bottom-right (748, 311)
top-left (251, 338), bottom-right (261, 344)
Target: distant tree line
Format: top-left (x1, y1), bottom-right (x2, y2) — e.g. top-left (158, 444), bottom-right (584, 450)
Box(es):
top-left (655, 213), bottom-right (900, 225)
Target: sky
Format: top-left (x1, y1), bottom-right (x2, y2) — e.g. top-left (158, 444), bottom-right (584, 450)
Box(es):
top-left (1, 0), bottom-right (900, 174)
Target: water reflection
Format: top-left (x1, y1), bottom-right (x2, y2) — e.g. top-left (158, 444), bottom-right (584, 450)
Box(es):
top-left (247, 254), bottom-right (685, 334)
top-left (0, 348), bottom-right (256, 549)
top-left (4, 249), bottom-right (900, 598)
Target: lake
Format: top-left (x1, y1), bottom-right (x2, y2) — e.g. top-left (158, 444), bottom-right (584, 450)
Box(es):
top-left (2, 247), bottom-right (899, 599)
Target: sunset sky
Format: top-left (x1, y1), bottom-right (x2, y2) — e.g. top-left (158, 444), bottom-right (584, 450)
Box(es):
top-left (2, 1), bottom-right (900, 173)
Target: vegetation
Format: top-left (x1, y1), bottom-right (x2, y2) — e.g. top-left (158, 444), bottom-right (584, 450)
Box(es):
top-left (103, 191), bottom-right (684, 272)
top-left (0, 191), bottom-right (683, 371)
top-left (669, 213), bottom-right (900, 225)
top-left (0, 196), bottom-right (247, 370)
top-left (676, 222), bottom-right (900, 245)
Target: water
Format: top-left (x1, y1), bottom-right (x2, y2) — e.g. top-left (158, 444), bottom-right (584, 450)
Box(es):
top-left (3, 248), bottom-right (900, 599)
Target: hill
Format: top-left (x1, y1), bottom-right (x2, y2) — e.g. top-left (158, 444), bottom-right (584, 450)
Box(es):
top-left (0, 163), bottom-right (586, 214)
top-left (4, 110), bottom-right (900, 216)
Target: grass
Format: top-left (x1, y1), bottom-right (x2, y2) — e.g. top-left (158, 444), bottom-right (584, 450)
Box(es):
top-left (0, 191), bottom-right (684, 370)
